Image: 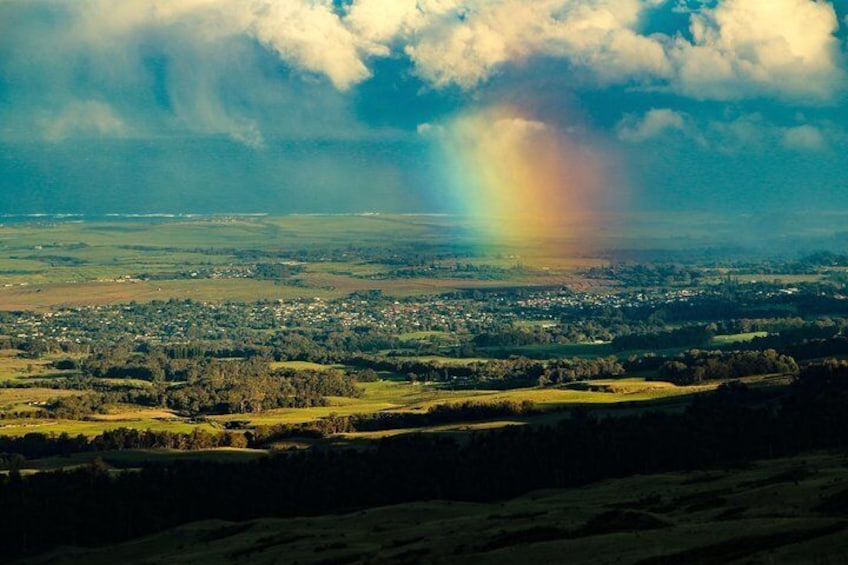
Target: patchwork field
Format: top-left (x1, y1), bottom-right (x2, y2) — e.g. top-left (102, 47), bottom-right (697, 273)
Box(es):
top-left (0, 350), bottom-right (78, 383)
top-left (0, 361), bottom-right (714, 440)
top-left (0, 215), bottom-right (605, 310)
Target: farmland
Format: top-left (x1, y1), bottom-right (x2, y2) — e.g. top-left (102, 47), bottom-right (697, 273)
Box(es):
top-left (0, 215), bottom-right (602, 310)
top-left (2, 215), bottom-right (848, 561)
top-left (0, 215), bottom-right (841, 453)
top-left (0, 350), bottom-right (710, 441)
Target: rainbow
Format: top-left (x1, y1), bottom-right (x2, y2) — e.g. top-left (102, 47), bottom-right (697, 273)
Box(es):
top-left (429, 105), bottom-right (609, 253)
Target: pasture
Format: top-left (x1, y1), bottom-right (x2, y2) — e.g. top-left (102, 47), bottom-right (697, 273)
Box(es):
top-left (0, 416), bottom-right (217, 438)
top-left (0, 366), bottom-right (715, 439)
top-left (207, 377), bottom-right (713, 431)
top-left (0, 340), bottom-right (779, 444)
top-left (712, 331), bottom-right (769, 345)
top-left (0, 215), bottom-right (604, 310)
top-left (268, 361), bottom-right (346, 371)
top-left (0, 352), bottom-right (54, 383)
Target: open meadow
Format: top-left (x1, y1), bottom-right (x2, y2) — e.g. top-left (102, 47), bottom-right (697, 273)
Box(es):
top-left (0, 215), bottom-right (605, 310)
top-left (0, 350), bottom-right (714, 443)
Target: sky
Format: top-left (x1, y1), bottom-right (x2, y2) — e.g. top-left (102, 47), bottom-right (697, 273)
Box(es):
top-left (1, 0), bottom-right (848, 223)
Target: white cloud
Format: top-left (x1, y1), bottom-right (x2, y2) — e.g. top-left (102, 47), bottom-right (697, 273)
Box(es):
top-left (670, 0), bottom-right (845, 101)
top-left (0, 0), bottom-right (407, 145)
top-left (345, 0), bottom-right (432, 44)
top-left (416, 122), bottom-right (445, 136)
top-left (343, 0), bottom-right (847, 102)
top-left (782, 125), bottom-right (826, 151)
top-left (4, 0), bottom-right (848, 148)
top-left (400, 0), bottom-right (671, 89)
top-left (42, 100), bottom-right (129, 141)
top-left (250, 1), bottom-right (386, 91)
top-left (705, 113), bottom-right (772, 152)
top-left (70, 0), bottom-right (383, 91)
top-left (616, 108), bottom-right (688, 142)
top-left (353, 0), bottom-right (844, 102)
top-left (706, 115), bottom-right (843, 153)
top-left (617, 109), bottom-right (839, 154)
top-left (18, 0), bottom-right (848, 101)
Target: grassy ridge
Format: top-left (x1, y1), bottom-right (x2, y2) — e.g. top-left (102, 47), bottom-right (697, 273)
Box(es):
top-left (19, 451), bottom-right (848, 564)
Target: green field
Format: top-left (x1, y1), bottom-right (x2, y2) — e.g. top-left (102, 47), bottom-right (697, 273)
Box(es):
top-left (0, 417), bottom-right (218, 438)
top-left (267, 361), bottom-right (346, 371)
top-left (386, 354), bottom-right (494, 365)
top-left (712, 332), bottom-right (769, 345)
top-left (0, 369), bottom-right (714, 438)
top-left (0, 215), bottom-right (602, 310)
top-left (22, 451), bottom-right (848, 564)
top-left (206, 378), bottom-right (714, 434)
top-left (0, 323), bottom-right (786, 443)
top-left (0, 351), bottom-right (79, 383)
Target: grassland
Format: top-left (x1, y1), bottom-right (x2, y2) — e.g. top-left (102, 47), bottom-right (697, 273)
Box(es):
top-left (267, 361), bottom-right (346, 371)
top-left (0, 350), bottom-right (78, 383)
top-left (0, 324), bottom-right (778, 442)
top-left (384, 354), bottom-right (494, 365)
top-left (20, 451), bottom-right (848, 564)
top-left (712, 332), bottom-right (769, 345)
top-left (205, 378), bottom-right (714, 434)
top-left (0, 417), bottom-right (218, 438)
top-left (0, 215), bottom-right (603, 310)
top-left (0, 355), bottom-right (713, 438)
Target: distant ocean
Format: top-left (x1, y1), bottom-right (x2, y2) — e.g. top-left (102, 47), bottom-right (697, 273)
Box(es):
top-left (0, 213), bottom-right (269, 224)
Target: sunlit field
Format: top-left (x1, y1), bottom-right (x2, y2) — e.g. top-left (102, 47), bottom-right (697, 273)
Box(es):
top-left (0, 356), bottom-right (720, 441)
top-left (0, 215), bottom-right (609, 310)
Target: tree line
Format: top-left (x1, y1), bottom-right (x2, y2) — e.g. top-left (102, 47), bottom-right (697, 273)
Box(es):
top-left (249, 400), bottom-right (538, 443)
top-left (2, 372), bottom-right (848, 559)
top-left (658, 349), bottom-right (799, 385)
top-left (38, 358), bottom-right (364, 418)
